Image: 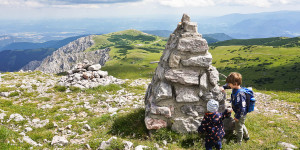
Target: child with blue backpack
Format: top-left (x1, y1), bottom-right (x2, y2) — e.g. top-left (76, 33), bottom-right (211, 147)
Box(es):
top-left (221, 72), bottom-right (253, 144)
top-left (198, 99), bottom-right (231, 150)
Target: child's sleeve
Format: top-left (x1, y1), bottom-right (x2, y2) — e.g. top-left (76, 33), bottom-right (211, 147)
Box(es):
top-left (197, 115), bottom-right (208, 134)
top-left (222, 109), bottom-right (232, 119)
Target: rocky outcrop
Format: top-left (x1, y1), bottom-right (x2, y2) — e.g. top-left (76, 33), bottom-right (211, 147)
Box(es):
top-left (58, 60), bottom-right (124, 89)
top-left (35, 35), bottom-right (110, 74)
top-left (21, 60), bottom-right (42, 71)
top-left (144, 14), bottom-right (226, 133)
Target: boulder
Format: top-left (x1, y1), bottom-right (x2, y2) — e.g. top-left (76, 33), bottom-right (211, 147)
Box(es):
top-left (51, 136), bottom-right (68, 146)
top-left (88, 64), bottom-right (101, 71)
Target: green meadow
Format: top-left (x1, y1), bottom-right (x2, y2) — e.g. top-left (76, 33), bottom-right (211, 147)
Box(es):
top-left (0, 30), bottom-right (299, 149)
top-left (90, 30), bottom-right (300, 91)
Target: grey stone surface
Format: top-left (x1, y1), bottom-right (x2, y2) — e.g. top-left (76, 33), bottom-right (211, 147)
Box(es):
top-left (144, 14), bottom-right (225, 133)
top-left (181, 53), bottom-right (212, 67)
top-left (155, 81), bottom-right (172, 101)
top-left (23, 136), bottom-right (42, 147)
top-left (169, 52), bottom-right (181, 68)
top-left (58, 61), bottom-right (124, 89)
top-left (177, 37), bottom-right (208, 54)
top-left (165, 69), bottom-right (199, 85)
top-left (35, 35), bottom-right (110, 74)
top-left (171, 117), bottom-right (201, 133)
top-left (175, 86), bottom-right (200, 103)
top-left (88, 64), bottom-right (101, 71)
top-left (51, 136), bottom-right (68, 146)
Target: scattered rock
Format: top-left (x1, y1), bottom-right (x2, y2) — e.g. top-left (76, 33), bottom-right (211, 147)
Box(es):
top-left (24, 127), bottom-right (33, 132)
top-left (0, 113), bottom-right (6, 120)
top-left (83, 124), bottom-right (91, 131)
top-left (58, 61), bottom-right (124, 89)
top-left (51, 136), bottom-right (68, 146)
top-left (9, 114), bottom-right (25, 122)
top-left (0, 92), bottom-right (10, 97)
top-left (23, 136), bottom-right (42, 147)
top-left (135, 145), bottom-right (149, 150)
top-left (41, 104), bottom-right (53, 109)
top-left (98, 136), bottom-right (117, 150)
top-left (30, 118), bottom-right (49, 128)
top-left (278, 142), bottom-right (298, 149)
top-left (66, 125), bottom-right (72, 129)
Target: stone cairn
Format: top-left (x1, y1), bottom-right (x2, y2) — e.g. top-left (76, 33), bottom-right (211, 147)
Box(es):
top-left (144, 14), bottom-right (226, 133)
top-left (58, 60), bottom-right (124, 89)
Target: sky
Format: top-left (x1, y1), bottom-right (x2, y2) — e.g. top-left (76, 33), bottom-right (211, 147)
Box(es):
top-left (0, 0), bottom-right (300, 20)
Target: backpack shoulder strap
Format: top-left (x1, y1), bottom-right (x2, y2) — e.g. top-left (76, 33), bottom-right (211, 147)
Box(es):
top-left (233, 88), bottom-right (245, 97)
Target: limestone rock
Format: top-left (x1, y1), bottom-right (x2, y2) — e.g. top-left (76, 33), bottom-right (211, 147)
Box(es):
top-left (9, 113), bottom-right (24, 122)
top-left (181, 13), bottom-right (190, 22)
top-left (30, 118), bottom-right (49, 128)
top-left (144, 14), bottom-right (225, 133)
top-left (88, 64), bottom-right (101, 71)
top-left (165, 69), bottom-right (199, 85)
top-left (177, 37), bottom-right (208, 54)
top-left (150, 106), bottom-right (172, 118)
top-left (23, 136), bottom-right (42, 147)
top-left (0, 113), bottom-right (6, 120)
top-left (83, 124), bottom-right (91, 131)
top-left (175, 86), bottom-right (200, 102)
top-left (51, 136), bottom-right (68, 146)
top-left (181, 53), bottom-right (212, 67)
top-left (169, 52), bottom-right (181, 68)
top-left (171, 117), bottom-right (201, 133)
top-left (155, 81), bottom-right (172, 101)
top-left (99, 136), bottom-right (117, 150)
top-left (135, 145), bottom-right (149, 150)
top-left (35, 35), bottom-right (110, 74)
top-left (278, 142), bottom-right (298, 149)
top-left (144, 117), bottom-right (167, 130)
top-left (181, 105), bottom-right (205, 117)
top-left (208, 66), bottom-right (219, 86)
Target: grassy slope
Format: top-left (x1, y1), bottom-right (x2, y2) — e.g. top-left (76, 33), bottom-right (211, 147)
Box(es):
top-left (211, 36), bottom-right (300, 47)
top-left (87, 29), bottom-right (167, 79)
top-left (210, 45), bottom-right (300, 91)
top-left (88, 30), bottom-right (299, 91)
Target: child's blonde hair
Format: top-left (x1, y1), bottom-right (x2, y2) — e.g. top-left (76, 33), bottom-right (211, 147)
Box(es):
top-left (226, 72), bottom-right (242, 85)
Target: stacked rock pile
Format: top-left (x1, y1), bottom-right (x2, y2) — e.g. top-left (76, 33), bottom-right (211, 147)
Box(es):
top-left (58, 60), bottom-right (124, 89)
top-left (144, 14), bottom-right (226, 133)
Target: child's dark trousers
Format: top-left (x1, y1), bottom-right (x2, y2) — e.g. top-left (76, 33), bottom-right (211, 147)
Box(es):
top-left (205, 140), bottom-right (222, 150)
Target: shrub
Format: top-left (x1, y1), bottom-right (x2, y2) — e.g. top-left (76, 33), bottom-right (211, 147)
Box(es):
top-left (9, 91), bottom-right (19, 97)
top-left (53, 85), bottom-right (67, 92)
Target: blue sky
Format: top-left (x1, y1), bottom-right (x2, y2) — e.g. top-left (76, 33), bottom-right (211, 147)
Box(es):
top-left (0, 0), bottom-right (300, 19)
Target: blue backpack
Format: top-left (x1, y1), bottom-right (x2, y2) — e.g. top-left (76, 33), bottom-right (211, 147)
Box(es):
top-left (233, 87), bottom-right (256, 113)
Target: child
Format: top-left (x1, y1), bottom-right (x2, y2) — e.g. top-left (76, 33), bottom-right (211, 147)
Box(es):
top-left (198, 99), bottom-right (231, 150)
top-left (222, 72), bottom-right (250, 144)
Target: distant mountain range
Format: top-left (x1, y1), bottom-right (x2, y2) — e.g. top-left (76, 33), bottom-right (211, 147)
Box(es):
top-left (142, 30), bottom-right (233, 43)
top-left (0, 35), bottom-right (88, 72)
top-left (1, 11), bottom-right (300, 42)
top-left (0, 35), bottom-right (87, 51)
top-left (196, 11), bottom-right (300, 39)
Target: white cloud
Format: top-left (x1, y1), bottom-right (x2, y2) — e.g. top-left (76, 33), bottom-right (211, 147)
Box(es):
top-left (0, 0), bottom-right (45, 7)
top-left (158, 0), bottom-right (215, 7)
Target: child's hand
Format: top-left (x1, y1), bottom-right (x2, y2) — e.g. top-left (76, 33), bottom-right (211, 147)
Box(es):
top-left (219, 86), bottom-right (225, 92)
top-left (234, 118), bottom-right (239, 122)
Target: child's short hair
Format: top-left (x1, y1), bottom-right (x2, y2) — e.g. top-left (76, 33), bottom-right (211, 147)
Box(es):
top-left (226, 72), bottom-right (242, 85)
